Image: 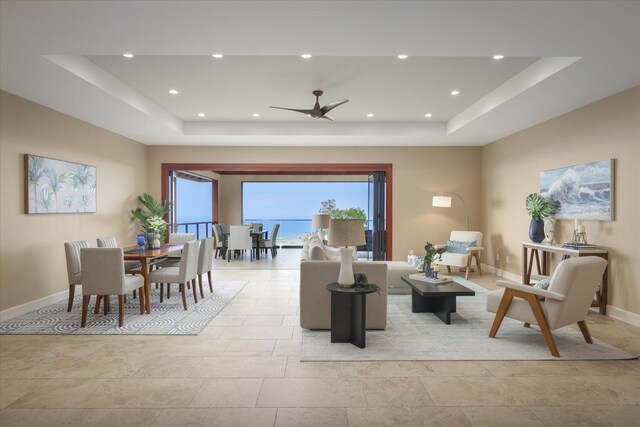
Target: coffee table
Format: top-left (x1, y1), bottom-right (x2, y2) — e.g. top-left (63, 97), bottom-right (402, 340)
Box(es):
top-left (401, 275), bottom-right (475, 324)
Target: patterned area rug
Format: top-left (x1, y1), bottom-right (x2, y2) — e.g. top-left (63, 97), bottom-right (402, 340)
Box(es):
top-left (302, 278), bottom-right (636, 361)
top-left (0, 281), bottom-right (246, 335)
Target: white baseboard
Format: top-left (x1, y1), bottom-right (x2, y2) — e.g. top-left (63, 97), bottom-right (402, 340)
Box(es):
top-left (0, 289), bottom-right (70, 322)
top-left (481, 263), bottom-right (521, 283)
top-left (606, 305), bottom-right (640, 327)
top-left (482, 263), bottom-right (640, 327)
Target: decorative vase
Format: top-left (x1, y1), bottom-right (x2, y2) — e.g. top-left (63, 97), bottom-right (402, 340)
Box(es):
top-left (424, 260), bottom-right (433, 278)
top-left (152, 236), bottom-right (161, 249)
top-left (146, 229), bottom-right (155, 249)
top-left (337, 247), bottom-right (355, 287)
top-left (136, 233), bottom-right (146, 250)
top-left (529, 218), bottom-right (545, 243)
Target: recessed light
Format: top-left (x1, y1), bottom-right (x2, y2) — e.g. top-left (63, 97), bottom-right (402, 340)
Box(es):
top-left (212, 54), bottom-right (224, 59)
top-left (168, 89), bottom-right (178, 95)
top-left (252, 113), bottom-right (260, 117)
top-left (425, 113), bottom-right (432, 118)
top-left (493, 54), bottom-right (505, 60)
top-left (300, 54), bottom-right (313, 59)
top-left (450, 90), bottom-right (460, 96)
top-left (122, 53), bottom-right (134, 58)
top-left (366, 113), bottom-right (374, 118)
top-left (397, 54), bottom-right (409, 59)
top-left (197, 113), bottom-right (206, 117)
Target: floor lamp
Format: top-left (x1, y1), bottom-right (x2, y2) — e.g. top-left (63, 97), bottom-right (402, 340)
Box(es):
top-left (432, 193), bottom-right (469, 231)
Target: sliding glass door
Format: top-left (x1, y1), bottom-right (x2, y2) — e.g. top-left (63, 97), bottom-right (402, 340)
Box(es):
top-left (368, 171), bottom-right (387, 261)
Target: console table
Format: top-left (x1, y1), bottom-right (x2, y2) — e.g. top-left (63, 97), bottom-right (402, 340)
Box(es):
top-left (521, 242), bottom-right (609, 315)
top-left (326, 283), bottom-right (376, 348)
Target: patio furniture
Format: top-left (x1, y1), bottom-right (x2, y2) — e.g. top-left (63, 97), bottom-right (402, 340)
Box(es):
top-left (227, 225), bottom-right (253, 262)
top-left (260, 223), bottom-right (280, 258)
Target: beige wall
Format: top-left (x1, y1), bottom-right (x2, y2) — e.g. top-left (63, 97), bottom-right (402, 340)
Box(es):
top-left (0, 91), bottom-right (148, 311)
top-left (482, 86), bottom-right (640, 315)
top-left (218, 174), bottom-right (368, 226)
top-left (147, 146), bottom-right (483, 260)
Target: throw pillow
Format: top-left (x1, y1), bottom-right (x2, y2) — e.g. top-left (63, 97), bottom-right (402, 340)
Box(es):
top-left (534, 278), bottom-right (551, 290)
top-left (309, 239), bottom-right (327, 260)
top-left (445, 240), bottom-right (477, 254)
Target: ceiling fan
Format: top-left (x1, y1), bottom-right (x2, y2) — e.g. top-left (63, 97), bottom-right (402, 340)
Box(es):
top-left (269, 90), bottom-right (349, 121)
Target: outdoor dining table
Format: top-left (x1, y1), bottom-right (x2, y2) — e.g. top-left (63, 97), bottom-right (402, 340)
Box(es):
top-left (124, 244), bottom-right (184, 314)
top-left (220, 229), bottom-right (269, 260)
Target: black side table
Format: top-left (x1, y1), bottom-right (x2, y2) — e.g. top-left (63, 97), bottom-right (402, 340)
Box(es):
top-left (326, 283), bottom-right (376, 349)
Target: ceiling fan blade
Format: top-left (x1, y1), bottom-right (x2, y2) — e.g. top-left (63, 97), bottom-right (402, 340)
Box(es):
top-left (320, 114), bottom-right (334, 121)
top-left (269, 106), bottom-right (315, 115)
top-left (321, 99), bottom-right (349, 114)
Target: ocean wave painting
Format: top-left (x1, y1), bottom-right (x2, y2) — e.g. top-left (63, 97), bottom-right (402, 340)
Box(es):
top-left (540, 159), bottom-right (613, 220)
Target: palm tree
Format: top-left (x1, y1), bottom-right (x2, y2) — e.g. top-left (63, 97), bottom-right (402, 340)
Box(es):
top-left (69, 165), bottom-right (92, 192)
top-left (45, 168), bottom-right (66, 212)
top-left (28, 156), bottom-right (45, 213)
top-left (40, 187), bottom-right (54, 212)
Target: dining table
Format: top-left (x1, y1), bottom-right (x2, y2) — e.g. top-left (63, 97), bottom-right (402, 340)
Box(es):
top-left (220, 228), bottom-right (269, 260)
top-left (124, 244), bottom-right (184, 314)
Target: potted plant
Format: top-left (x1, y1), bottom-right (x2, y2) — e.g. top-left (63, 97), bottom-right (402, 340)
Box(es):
top-left (130, 193), bottom-right (171, 243)
top-left (525, 193), bottom-right (556, 243)
top-left (423, 242), bottom-right (443, 277)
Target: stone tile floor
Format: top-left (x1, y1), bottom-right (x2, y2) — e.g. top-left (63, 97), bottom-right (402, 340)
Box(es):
top-left (1, 249), bottom-right (639, 426)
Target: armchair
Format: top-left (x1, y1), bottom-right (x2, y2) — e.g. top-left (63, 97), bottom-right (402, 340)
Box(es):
top-left (435, 231), bottom-right (483, 280)
top-left (486, 256), bottom-right (608, 357)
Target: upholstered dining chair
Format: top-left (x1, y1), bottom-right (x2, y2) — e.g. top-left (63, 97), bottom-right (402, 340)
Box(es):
top-left (148, 240), bottom-right (200, 310)
top-left (197, 236), bottom-right (215, 297)
top-left (227, 225), bottom-right (253, 262)
top-left (80, 248), bottom-right (144, 327)
top-left (486, 256), bottom-right (608, 357)
top-left (157, 232), bottom-right (196, 268)
top-left (212, 224), bottom-right (225, 259)
top-left (64, 240), bottom-right (89, 312)
top-left (260, 223), bottom-right (280, 258)
top-left (97, 236), bottom-right (142, 273)
top-left (435, 230), bottom-right (484, 280)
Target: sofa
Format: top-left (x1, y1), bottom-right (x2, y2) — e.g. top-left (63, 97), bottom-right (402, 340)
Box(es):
top-left (299, 236), bottom-right (418, 330)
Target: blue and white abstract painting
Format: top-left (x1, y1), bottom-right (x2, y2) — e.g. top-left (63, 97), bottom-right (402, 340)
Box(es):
top-left (540, 159), bottom-right (613, 220)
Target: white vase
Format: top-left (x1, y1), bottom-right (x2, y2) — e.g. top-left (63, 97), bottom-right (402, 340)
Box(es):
top-left (153, 237), bottom-right (161, 249)
top-left (337, 247), bottom-right (355, 287)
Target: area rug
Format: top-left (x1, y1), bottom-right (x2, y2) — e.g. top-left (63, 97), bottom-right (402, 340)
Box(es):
top-left (0, 281), bottom-right (247, 335)
top-left (301, 278), bottom-right (636, 361)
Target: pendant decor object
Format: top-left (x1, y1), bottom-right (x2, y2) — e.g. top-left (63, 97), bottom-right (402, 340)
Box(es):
top-left (529, 218), bottom-right (545, 243)
top-left (146, 230), bottom-right (155, 249)
top-left (153, 236), bottom-right (161, 249)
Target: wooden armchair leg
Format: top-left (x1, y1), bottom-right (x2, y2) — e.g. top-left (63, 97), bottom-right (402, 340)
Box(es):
top-left (81, 295), bottom-right (90, 327)
top-left (192, 279), bottom-right (199, 303)
top-left (180, 283), bottom-right (188, 310)
top-left (577, 320), bottom-right (593, 344)
top-left (465, 256), bottom-right (473, 280)
top-left (67, 285), bottom-right (76, 312)
top-left (489, 289), bottom-right (515, 338)
top-left (103, 295), bottom-right (110, 315)
top-left (524, 292), bottom-right (559, 357)
top-left (473, 251), bottom-right (483, 276)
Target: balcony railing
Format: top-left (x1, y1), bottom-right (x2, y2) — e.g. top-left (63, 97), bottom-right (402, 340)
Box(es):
top-left (170, 221), bottom-right (214, 240)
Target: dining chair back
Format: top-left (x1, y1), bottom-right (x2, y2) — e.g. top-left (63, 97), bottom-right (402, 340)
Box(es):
top-left (227, 225), bottom-right (253, 262)
top-left (196, 236), bottom-right (215, 295)
top-left (260, 223), bottom-right (280, 258)
top-left (178, 240), bottom-right (200, 284)
top-left (64, 240), bottom-right (89, 312)
top-left (80, 248), bottom-right (144, 327)
top-left (251, 223), bottom-right (263, 232)
top-left (96, 237), bottom-right (117, 248)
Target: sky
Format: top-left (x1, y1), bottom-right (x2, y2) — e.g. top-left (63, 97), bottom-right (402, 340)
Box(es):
top-left (243, 182), bottom-right (369, 221)
top-left (176, 177), bottom-right (212, 223)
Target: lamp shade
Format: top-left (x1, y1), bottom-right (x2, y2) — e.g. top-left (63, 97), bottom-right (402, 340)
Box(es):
top-left (311, 214), bottom-right (331, 229)
top-left (328, 218), bottom-right (366, 247)
top-left (432, 195), bottom-right (452, 208)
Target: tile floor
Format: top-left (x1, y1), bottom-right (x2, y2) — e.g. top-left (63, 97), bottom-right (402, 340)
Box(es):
top-left (1, 249), bottom-right (639, 426)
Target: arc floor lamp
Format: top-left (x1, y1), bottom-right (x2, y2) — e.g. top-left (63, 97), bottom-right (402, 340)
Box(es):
top-left (432, 192), bottom-right (469, 230)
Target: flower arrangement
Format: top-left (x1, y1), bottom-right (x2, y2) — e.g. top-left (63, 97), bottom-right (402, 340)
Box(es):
top-left (147, 216), bottom-right (167, 236)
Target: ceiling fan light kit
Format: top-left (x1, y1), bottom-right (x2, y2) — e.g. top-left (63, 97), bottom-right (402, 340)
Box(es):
top-left (269, 90), bottom-right (349, 121)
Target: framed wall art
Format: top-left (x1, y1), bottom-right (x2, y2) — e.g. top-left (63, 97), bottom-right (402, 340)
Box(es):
top-left (25, 154), bottom-right (97, 214)
top-left (539, 159), bottom-right (614, 221)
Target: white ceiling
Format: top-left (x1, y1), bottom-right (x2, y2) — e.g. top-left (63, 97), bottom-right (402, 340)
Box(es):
top-left (1, 1), bottom-right (638, 147)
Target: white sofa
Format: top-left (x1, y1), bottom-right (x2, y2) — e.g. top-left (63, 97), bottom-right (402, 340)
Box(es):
top-left (300, 236), bottom-right (418, 294)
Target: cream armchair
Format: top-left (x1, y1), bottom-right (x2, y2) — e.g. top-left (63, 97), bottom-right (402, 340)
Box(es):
top-left (486, 256), bottom-right (608, 357)
top-left (435, 231), bottom-right (483, 280)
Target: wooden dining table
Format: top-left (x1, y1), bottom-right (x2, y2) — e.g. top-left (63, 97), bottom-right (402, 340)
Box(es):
top-left (124, 244), bottom-right (184, 314)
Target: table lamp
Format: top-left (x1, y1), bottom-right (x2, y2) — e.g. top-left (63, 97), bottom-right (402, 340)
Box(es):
top-left (311, 214), bottom-right (331, 241)
top-left (328, 218), bottom-right (366, 287)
